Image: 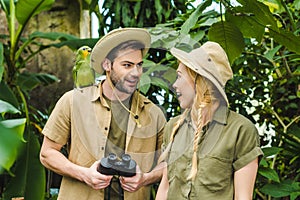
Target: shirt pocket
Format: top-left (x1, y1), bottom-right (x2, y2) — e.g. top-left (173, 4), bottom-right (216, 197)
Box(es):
top-left (167, 163), bottom-right (188, 200)
top-left (198, 156), bottom-right (232, 192)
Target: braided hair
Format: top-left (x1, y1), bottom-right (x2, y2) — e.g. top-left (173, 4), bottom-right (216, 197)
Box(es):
top-left (158, 66), bottom-right (219, 181)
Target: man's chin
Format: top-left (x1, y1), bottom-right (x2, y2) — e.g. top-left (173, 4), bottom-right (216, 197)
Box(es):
top-left (115, 86), bottom-right (136, 94)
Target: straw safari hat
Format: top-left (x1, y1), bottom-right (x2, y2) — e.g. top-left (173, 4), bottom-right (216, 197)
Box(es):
top-left (170, 41), bottom-right (233, 105)
top-left (91, 27), bottom-right (151, 74)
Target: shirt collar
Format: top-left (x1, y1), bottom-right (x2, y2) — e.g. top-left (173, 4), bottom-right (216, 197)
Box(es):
top-left (184, 104), bottom-right (229, 126)
top-left (212, 104), bottom-right (228, 125)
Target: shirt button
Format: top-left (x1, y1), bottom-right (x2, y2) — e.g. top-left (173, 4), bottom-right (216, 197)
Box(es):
top-left (105, 127), bottom-right (108, 130)
top-left (101, 147), bottom-right (104, 150)
top-left (107, 108), bottom-right (110, 111)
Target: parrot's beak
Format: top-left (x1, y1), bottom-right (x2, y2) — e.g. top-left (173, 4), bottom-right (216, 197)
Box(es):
top-left (83, 50), bottom-right (89, 58)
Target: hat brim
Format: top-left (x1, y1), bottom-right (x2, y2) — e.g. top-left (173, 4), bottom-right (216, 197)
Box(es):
top-left (91, 28), bottom-right (151, 74)
top-left (171, 48), bottom-right (229, 105)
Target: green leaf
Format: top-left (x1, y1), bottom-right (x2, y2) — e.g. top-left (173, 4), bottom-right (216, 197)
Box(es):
top-left (208, 21), bottom-right (245, 64)
top-left (16, 72), bottom-right (59, 91)
top-left (295, 0), bottom-right (300, 10)
top-left (2, 133), bottom-right (46, 200)
top-left (43, 38), bottom-right (99, 50)
top-left (237, 0), bottom-right (278, 29)
top-left (258, 166), bottom-right (280, 182)
top-left (0, 100), bottom-right (21, 116)
top-left (151, 76), bottom-right (169, 91)
top-left (30, 31), bottom-right (79, 41)
top-left (0, 42), bottom-right (4, 82)
top-left (0, 82), bottom-right (19, 108)
top-left (180, 0), bottom-right (212, 35)
top-left (264, 45), bottom-right (282, 62)
top-left (0, 118), bottom-right (26, 174)
top-left (139, 74), bottom-right (151, 94)
top-left (261, 146), bottom-right (283, 157)
top-left (15, 0), bottom-right (55, 25)
top-left (163, 67), bottom-right (176, 84)
top-left (143, 62), bottom-right (169, 76)
top-left (225, 9), bottom-right (265, 42)
top-left (269, 29), bottom-right (300, 55)
top-left (261, 180), bottom-right (300, 197)
top-left (154, 0), bottom-right (163, 23)
top-left (0, 119), bottom-right (27, 142)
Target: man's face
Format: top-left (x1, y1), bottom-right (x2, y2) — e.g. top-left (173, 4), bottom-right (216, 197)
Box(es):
top-left (109, 49), bottom-right (144, 94)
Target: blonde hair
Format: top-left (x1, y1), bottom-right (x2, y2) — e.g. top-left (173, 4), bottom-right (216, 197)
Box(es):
top-left (159, 66), bottom-right (218, 181)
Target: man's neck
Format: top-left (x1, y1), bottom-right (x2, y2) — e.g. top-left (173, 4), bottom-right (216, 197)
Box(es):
top-left (102, 79), bottom-right (132, 101)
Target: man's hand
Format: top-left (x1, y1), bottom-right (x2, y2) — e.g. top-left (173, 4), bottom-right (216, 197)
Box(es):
top-left (82, 161), bottom-right (113, 190)
top-left (119, 165), bottom-right (145, 192)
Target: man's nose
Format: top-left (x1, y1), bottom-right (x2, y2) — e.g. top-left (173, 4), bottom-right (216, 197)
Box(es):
top-left (130, 65), bottom-right (142, 76)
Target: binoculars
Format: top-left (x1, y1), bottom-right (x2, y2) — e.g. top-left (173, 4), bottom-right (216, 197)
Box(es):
top-left (97, 153), bottom-right (136, 177)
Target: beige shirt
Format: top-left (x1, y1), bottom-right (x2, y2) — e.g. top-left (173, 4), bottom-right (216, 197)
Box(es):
top-left (42, 82), bottom-right (166, 200)
top-left (163, 105), bottom-right (263, 199)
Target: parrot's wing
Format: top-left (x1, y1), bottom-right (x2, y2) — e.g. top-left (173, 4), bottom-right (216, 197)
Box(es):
top-left (72, 64), bottom-right (79, 88)
top-left (75, 61), bottom-right (95, 88)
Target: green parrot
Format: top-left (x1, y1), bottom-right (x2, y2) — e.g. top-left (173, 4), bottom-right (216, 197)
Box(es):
top-left (72, 45), bottom-right (95, 88)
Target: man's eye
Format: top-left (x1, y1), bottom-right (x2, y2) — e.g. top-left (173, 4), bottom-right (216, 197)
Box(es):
top-left (136, 63), bottom-right (143, 68)
top-left (124, 63), bottom-right (131, 68)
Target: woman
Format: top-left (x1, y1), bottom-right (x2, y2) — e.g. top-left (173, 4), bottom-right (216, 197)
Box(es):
top-left (156, 42), bottom-right (263, 200)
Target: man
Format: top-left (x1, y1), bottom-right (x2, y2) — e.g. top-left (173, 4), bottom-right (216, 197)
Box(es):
top-left (40, 28), bottom-right (166, 200)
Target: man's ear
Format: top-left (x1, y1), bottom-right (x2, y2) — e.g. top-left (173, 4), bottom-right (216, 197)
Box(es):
top-left (102, 58), bottom-right (111, 72)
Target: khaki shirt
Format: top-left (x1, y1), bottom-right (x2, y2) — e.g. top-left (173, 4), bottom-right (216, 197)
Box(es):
top-left (163, 105), bottom-right (263, 200)
top-left (42, 82), bottom-right (166, 200)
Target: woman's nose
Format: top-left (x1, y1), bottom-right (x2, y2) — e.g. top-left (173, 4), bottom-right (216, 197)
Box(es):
top-left (172, 79), bottom-right (178, 90)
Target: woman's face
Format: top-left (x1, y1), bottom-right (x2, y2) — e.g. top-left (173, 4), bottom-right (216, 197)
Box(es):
top-left (173, 63), bottom-right (196, 109)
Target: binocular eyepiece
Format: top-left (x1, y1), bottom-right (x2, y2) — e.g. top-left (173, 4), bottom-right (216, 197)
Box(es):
top-left (97, 153), bottom-right (136, 177)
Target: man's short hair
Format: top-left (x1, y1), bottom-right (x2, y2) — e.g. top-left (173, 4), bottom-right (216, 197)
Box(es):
top-left (106, 40), bottom-right (145, 62)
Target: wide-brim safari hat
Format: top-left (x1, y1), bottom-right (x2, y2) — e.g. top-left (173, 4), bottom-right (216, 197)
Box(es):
top-left (170, 41), bottom-right (233, 105)
top-left (91, 27), bottom-right (151, 74)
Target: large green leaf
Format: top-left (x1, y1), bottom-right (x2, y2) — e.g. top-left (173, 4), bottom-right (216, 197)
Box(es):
top-left (2, 133), bottom-right (46, 200)
top-left (180, 0), bottom-right (212, 35)
top-left (269, 29), bottom-right (300, 55)
top-left (208, 21), bottom-right (245, 64)
top-left (261, 180), bottom-right (300, 198)
top-left (16, 72), bottom-right (59, 92)
top-left (236, 0), bottom-right (278, 30)
top-left (0, 100), bottom-right (21, 117)
top-left (225, 10), bottom-right (265, 43)
top-left (15, 0), bottom-right (55, 25)
top-left (0, 118), bottom-right (26, 174)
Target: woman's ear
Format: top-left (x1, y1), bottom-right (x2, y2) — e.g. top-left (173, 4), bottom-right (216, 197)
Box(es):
top-left (102, 58), bottom-right (111, 72)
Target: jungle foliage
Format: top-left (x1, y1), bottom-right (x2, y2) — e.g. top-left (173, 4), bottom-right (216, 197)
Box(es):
top-left (0, 0), bottom-right (299, 199)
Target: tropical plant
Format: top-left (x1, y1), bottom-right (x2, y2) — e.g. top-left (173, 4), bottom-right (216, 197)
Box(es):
top-left (1, 0), bottom-right (299, 199)
top-left (145, 0), bottom-right (300, 199)
top-left (0, 0), bottom-right (98, 199)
